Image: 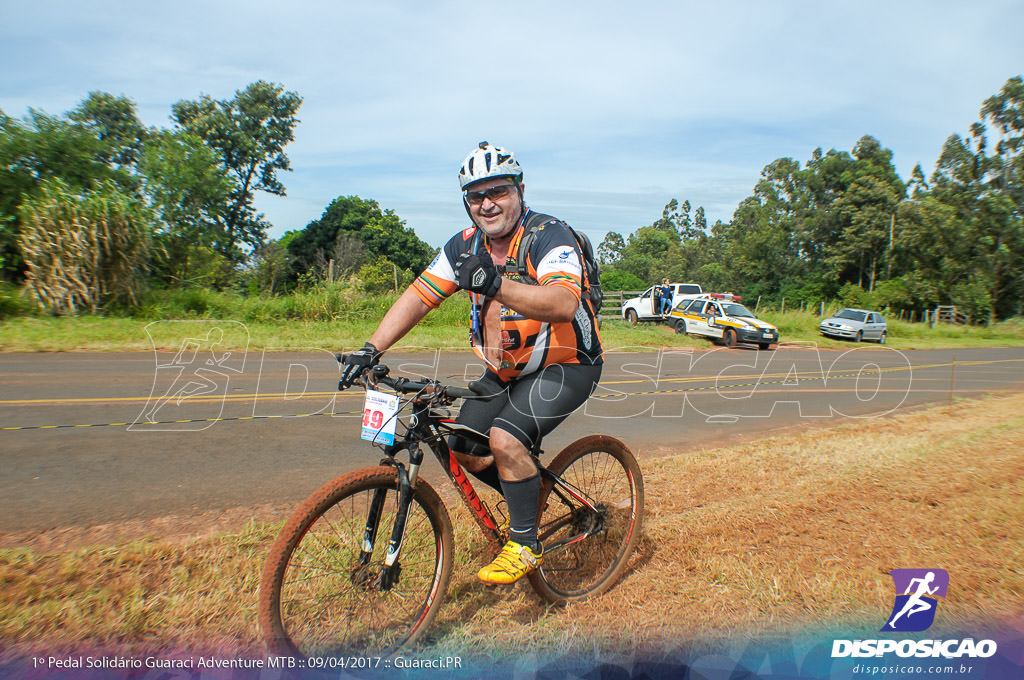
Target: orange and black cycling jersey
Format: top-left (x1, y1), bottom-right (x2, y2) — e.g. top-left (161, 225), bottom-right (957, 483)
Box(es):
top-left (411, 209), bottom-right (603, 382)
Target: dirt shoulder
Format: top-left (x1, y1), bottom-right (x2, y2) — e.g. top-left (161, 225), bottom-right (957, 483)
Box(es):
top-left (2, 393), bottom-right (1021, 661)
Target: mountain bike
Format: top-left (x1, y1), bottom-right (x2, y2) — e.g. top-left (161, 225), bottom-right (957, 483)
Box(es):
top-left (258, 359), bottom-right (645, 657)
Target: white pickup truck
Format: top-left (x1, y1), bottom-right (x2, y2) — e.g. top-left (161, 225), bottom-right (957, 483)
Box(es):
top-left (621, 283), bottom-right (704, 324)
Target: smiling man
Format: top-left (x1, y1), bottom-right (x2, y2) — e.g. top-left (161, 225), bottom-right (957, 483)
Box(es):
top-left (339, 142), bottom-right (604, 584)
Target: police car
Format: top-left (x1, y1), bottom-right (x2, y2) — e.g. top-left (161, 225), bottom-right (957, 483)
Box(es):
top-left (667, 294), bottom-right (779, 349)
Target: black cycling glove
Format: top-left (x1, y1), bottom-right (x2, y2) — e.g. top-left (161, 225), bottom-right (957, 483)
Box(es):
top-left (454, 253), bottom-right (502, 297)
top-left (339, 342), bottom-right (381, 390)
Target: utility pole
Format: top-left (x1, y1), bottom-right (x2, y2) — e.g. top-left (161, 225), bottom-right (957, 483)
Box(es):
top-left (886, 213), bottom-right (895, 279)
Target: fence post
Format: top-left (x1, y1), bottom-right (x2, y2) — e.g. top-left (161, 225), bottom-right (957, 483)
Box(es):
top-left (781, 298), bottom-right (786, 314)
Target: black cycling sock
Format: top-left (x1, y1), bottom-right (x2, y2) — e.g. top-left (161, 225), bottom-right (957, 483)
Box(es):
top-left (499, 473), bottom-right (541, 551)
top-left (470, 464), bottom-right (504, 493)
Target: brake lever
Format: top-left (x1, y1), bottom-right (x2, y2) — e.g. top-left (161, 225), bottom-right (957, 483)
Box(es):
top-left (334, 354), bottom-right (388, 391)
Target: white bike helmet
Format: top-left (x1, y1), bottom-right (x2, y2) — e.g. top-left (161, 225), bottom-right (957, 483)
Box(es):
top-left (458, 141), bottom-right (523, 189)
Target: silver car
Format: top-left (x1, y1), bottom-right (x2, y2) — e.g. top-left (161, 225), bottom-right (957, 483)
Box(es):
top-left (819, 308), bottom-right (887, 343)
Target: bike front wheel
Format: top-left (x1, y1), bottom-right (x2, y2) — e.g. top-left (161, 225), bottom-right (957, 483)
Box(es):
top-left (528, 435), bottom-right (644, 604)
top-left (259, 466), bottom-right (454, 657)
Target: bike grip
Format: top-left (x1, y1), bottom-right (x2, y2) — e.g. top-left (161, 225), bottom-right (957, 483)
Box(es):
top-left (448, 380), bottom-right (495, 401)
top-left (443, 386), bottom-right (479, 400)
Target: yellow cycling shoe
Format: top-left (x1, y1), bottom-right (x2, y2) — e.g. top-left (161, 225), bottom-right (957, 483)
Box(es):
top-left (478, 540), bottom-right (543, 585)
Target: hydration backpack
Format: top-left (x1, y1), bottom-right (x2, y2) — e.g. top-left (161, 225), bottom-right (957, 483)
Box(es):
top-left (505, 211), bottom-right (604, 315)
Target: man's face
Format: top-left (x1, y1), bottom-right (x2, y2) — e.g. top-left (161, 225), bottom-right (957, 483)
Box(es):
top-left (465, 177), bottom-right (523, 240)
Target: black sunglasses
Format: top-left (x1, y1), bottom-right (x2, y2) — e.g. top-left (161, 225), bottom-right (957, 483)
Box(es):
top-left (464, 183), bottom-right (516, 205)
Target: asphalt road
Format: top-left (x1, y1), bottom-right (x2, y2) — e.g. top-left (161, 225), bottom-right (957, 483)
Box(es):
top-left (2, 343), bottom-right (1023, 532)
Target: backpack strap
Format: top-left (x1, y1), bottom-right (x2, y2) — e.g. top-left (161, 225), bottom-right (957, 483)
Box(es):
top-left (507, 210), bottom-right (601, 316)
top-left (503, 210), bottom-right (553, 279)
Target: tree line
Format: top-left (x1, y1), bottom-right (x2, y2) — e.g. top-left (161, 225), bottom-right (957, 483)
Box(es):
top-left (598, 76), bottom-right (1024, 323)
top-left (2, 76), bottom-right (1021, 323)
top-left (0, 81), bottom-right (434, 313)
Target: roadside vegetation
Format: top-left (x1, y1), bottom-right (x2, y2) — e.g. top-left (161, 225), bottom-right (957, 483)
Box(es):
top-left (2, 393), bottom-right (1021, 660)
top-left (2, 284), bottom-right (1022, 352)
top-left (2, 76), bottom-right (1022, 355)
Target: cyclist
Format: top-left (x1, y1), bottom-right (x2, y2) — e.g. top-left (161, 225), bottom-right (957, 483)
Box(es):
top-left (340, 141), bottom-right (603, 585)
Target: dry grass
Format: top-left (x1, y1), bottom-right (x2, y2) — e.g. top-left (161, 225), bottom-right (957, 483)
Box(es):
top-left (2, 394), bottom-right (1022, 662)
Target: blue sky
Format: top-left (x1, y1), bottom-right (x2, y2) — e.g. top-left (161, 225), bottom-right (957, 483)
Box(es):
top-left (3, 1), bottom-right (1022, 248)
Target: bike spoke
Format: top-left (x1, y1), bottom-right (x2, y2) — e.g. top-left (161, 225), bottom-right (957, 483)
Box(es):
top-left (531, 442), bottom-right (643, 602)
top-left (264, 474), bottom-right (450, 657)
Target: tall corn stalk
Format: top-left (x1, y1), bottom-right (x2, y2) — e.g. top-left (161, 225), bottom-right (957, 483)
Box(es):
top-left (19, 180), bottom-right (153, 314)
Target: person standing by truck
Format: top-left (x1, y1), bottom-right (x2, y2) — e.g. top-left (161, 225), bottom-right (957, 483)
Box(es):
top-left (657, 278), bottom-right (673, 316)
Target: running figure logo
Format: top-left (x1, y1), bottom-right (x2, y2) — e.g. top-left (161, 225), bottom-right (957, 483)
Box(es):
top-left (881, 568), bottom-right (949, 632)
top-left (131, 320), bottom-right (249, 432)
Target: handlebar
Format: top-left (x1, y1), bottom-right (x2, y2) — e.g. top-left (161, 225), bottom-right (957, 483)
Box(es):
top-left (335, 354), bottom-right (491, 402)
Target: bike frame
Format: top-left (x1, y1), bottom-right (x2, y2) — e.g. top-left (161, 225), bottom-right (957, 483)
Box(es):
top-left (364, 383), bottom-right (605, 585)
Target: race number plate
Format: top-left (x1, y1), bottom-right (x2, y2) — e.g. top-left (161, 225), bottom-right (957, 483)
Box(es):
top-left (361, 389), bottom-right (400, 445)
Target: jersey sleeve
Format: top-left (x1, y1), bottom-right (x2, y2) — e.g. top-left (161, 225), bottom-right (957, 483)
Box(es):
top-left (411, 236), bottom-right (460, 308)
top-left (530, 222), bottom-right (583, 299)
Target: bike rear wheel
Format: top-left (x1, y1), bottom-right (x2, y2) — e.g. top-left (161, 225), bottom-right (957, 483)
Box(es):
top-left (528, 435), bottom-right (644, 604)
top-left (259, 466), bottom-right (454, 656)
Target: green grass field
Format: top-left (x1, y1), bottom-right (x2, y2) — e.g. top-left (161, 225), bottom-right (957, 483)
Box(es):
top-left (2, 285), bottom-right (1023, 351)
top-left (2, 307), bottom-right (1022, 352)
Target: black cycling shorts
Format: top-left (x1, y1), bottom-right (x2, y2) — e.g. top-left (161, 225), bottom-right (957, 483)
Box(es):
top-left (449, 361), bottom-right (602, 457)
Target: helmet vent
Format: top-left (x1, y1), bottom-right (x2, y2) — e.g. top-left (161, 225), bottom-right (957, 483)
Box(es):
top-left (459, 142), bottom-right (522, 189)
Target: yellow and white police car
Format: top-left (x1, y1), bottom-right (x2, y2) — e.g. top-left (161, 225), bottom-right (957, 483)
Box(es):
top-left (667, 294), bottom-right (779, 349)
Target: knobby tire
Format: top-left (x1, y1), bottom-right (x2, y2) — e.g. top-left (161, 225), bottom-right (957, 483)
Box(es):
top-left (258, 466), bottom-right (454, 657)
top-left (528, 435), bottom-right (644, 604)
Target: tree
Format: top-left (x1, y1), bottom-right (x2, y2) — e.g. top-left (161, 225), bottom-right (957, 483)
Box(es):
top-left (597, 231), bottom-right (625, 265)
top-left (981, 75), bottom-right (1024, 206)
top-left (713, 158), bottom-right (806, 299)
top-left (138, 129), bottom-right (234, 283)
top-left (0, 103), bottom-right (133, 280)
top-left (68, 91), bottom-right (147, 170)
top-left (694, 206), bottom-right (707, 233)
top-left (287, 195), bottom-right (433, 279)
top-left (601, 199), bottom-right (713, 286)
top-left (827, 174), bottom-right (901, 291)
top-left (796, 147), bottom-right (858, 274)
top-left (921, 75), bottom-right (1024, 322)
top-left (651, 198), bottom-right (706, 240)
top-left (977, 76), bottom-right (1024, 318)
top-left (599, 268), bottom-right (645, 291)
top-left (172, 81), bottom-right (302, 260)
top-left (248, 240), bottom-right (294, 295)
top-left (616, 226), bottom-right (677, 282)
